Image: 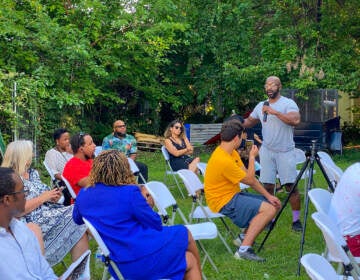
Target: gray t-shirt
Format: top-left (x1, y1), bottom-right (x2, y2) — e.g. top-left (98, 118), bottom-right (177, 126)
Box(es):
top-left (250, 96), bottom-right (299, 152)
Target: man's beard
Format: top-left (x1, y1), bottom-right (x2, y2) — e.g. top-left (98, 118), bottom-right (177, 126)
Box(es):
top-left (114, 132), bottom-right (126, 138)
top-left (267, 90), bottom-right (279, 99)
top-left (85, 153), bottom-right (94, 160)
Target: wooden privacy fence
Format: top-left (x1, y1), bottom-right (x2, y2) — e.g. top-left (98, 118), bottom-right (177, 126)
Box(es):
top-left (184, 123), bottom-right (222, 145)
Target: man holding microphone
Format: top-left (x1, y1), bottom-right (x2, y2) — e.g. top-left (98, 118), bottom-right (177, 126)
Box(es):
top-left (242, 76), bottom-right (302, 232)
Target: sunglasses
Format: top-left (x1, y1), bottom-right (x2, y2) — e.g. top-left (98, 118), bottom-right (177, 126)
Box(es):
top-left (173, 125), bottom-right (182, 130)
top-left (78, 132), bottom-right (86, 146)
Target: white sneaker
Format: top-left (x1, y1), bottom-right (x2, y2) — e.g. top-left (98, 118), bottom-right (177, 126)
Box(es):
top-left (234, 248), bottom-right (265, 262)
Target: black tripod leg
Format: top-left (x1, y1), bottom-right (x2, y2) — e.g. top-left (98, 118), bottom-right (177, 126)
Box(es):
top-left (297, 155), bottom-right (316, 275)
top-left (258, 156), bottom-right (310, 252)
top-left (315, 154), bottom-right (335, 192)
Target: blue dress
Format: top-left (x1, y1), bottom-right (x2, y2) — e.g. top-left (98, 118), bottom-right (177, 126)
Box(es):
top-left (73, 183), bottom-right (188, 280)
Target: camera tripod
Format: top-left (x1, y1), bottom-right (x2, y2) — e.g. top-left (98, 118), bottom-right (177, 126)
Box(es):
top-left (257, 140), bottom-right (335, 275)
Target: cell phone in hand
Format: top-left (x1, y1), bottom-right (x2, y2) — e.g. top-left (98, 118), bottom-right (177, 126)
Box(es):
top-left (245, 140), bottom-right (254, 153)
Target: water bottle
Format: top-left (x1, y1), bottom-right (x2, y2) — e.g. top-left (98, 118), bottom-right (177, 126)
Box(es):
top-left (94, 247), bottom-right (103, 268)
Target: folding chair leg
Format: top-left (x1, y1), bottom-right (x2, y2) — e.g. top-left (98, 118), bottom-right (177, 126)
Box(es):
top-left (197, 241), bottom-right (219, 273)
top-left (217, 229), bottom-right (233, 254)
top-left (101, 266), bottom-right (108, 280)
top-left (219, 217), bottom-right (236, 239)
top-left (172, 174), bottom-right (185, 199)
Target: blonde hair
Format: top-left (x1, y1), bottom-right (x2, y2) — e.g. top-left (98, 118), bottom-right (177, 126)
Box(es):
top-left (164, 120), bottom-right (185, 139)
top-left (89, 150), bottom-right (136, 186)
top-left (1, 140), bottom-right (33, 176)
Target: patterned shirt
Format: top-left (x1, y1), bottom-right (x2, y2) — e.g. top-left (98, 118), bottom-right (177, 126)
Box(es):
top-left (102, 133), bottom-right (137, 157)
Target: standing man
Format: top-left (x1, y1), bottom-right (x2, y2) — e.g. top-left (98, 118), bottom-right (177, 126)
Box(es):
top-left (102, 120), bottom-right (148, 183)
top-left (45, 128), bottom-right (73, 205)
top-left (63, 132), bottom-right (96, 196)
top-left (204, 119), bottom-right (281, 262)
top-left (0, 167), bottom-right (57, 279)
top-left (242, 76), bottom-right (302, 231)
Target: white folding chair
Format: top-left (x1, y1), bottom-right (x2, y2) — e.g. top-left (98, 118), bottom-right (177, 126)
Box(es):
top-left (311, 212), bottom-right (360, 279)
top-left (43, 161), bottom-right (59, 187)
top-left (43, 161), bottom-right (64, 204)
top-left (61, 175), bottom-right (77, 200)
top-left (318, 151), bottom-right (343, 189)
top-left (177, 169), bottom-right (235, 254)
top-left (127, 157), bottom-right (147, 184)
top-left (145, 181), bottom-right (219, 277)
top-left (160, 145), bottom-right (185, 198)
top-left (82, 218), bottom-right (124, 280)
top-left (301, 253), bottom-right (355, 280)
top-left (308, 188), bottom-right (333, 215)
top-left (94, 146), bottom-right (103, 157)
top-left (60, 249), bottom-right (91, 280)
top-left (197, 162), bottom-right (207, 176)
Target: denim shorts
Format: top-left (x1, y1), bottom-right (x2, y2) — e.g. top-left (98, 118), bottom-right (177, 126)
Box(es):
top-left (219, 192), bottom-right (267, 228)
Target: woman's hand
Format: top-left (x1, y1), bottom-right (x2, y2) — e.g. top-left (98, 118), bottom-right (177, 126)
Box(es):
top-left (40, 188), bottom-right (62, 203)
top-left (140, 185), bottom-right (155, 208)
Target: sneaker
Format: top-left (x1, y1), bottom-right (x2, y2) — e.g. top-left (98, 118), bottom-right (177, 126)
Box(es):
top-left (292, 220), bottom-right (303, 232)
top-left (234, 247), bottom-right (265, 262)
top-left (233, 233), bottom-right (246, 247)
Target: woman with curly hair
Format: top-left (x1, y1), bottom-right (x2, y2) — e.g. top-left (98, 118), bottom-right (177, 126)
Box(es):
top-left (73, 149), bottom-right (201, 280)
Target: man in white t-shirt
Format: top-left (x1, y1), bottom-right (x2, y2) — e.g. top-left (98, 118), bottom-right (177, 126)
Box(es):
top-left (243, 76), bottom-right (302, 232)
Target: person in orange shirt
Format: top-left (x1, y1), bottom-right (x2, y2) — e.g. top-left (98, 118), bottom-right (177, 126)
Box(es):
top-left (204, 119), bottom-right (281, 262)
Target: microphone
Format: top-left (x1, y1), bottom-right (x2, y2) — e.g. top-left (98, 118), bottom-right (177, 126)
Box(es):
top-left (263, 101), bottom-right (269, 122)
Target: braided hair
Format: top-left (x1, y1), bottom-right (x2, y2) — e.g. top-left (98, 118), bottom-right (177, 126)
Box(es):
top-left (89, 150), bottom-right (136, 187)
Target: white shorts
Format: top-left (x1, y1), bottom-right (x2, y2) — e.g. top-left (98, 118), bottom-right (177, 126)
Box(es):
top-left (259, 146), bottom-right (297, 185)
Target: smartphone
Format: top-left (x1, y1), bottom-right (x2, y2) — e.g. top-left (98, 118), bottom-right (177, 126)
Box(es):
top-left (245, 140), bottom-right (254, 153)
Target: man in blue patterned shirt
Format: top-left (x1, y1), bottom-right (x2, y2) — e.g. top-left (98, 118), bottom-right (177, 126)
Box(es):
top-left (102, 120), bottom-right (148, 183)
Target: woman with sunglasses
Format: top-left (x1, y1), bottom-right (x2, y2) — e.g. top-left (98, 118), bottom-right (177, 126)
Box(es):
top-left (164, 120), bottom-right (200, 173)
top-left (1, 140), bottom-right (89, 267)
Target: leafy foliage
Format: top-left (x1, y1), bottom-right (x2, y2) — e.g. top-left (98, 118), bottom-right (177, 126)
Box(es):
top-left (0, 0), bottom-right (359, 152)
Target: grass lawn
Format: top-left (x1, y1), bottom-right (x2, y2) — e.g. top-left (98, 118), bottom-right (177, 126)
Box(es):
top-left (52, 147), bottom-right (360, 280)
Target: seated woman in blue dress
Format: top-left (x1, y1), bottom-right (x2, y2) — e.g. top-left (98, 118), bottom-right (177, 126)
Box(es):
top-left (73, 150), bottom-right (202, 280)
top-left (164, 120), bottom-right (200, 173)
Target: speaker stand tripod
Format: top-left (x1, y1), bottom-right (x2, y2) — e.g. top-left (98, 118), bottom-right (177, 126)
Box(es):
top-left (257, 140), bottom-right (335, 275)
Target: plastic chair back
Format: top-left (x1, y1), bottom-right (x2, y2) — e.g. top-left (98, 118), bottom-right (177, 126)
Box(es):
top-left (301, 253), bottom-right (342, 280)
top-left (197, 162), bottom-right (207, 176)
top-left (61, 175), bottom-right (77, 199)
top-left (308, 188), bottom-right (333, 215)
top-left (177, 169), bottom-right (203, 195)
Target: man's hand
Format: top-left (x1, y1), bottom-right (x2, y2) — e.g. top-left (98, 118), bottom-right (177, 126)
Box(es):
top-left (266, 195), bottom-right (281, 210)
top-left (249, 144), bottom-right (259, 158)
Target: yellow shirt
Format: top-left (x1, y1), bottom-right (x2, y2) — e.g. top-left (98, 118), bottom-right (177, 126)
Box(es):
top-left (204, 146), bottom-right (246, 213)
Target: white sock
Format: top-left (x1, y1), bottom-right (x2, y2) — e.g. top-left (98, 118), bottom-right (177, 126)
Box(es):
top-left (239, 246), bottom-right (250, 253)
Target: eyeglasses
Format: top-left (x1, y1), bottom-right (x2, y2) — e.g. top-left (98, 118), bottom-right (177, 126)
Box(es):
top-left (115, 125), bottom-right (126, 129)
top-left (173, 126), bottom-right (182, 130)
top-left (7, 189), bottom-right (29, 196)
